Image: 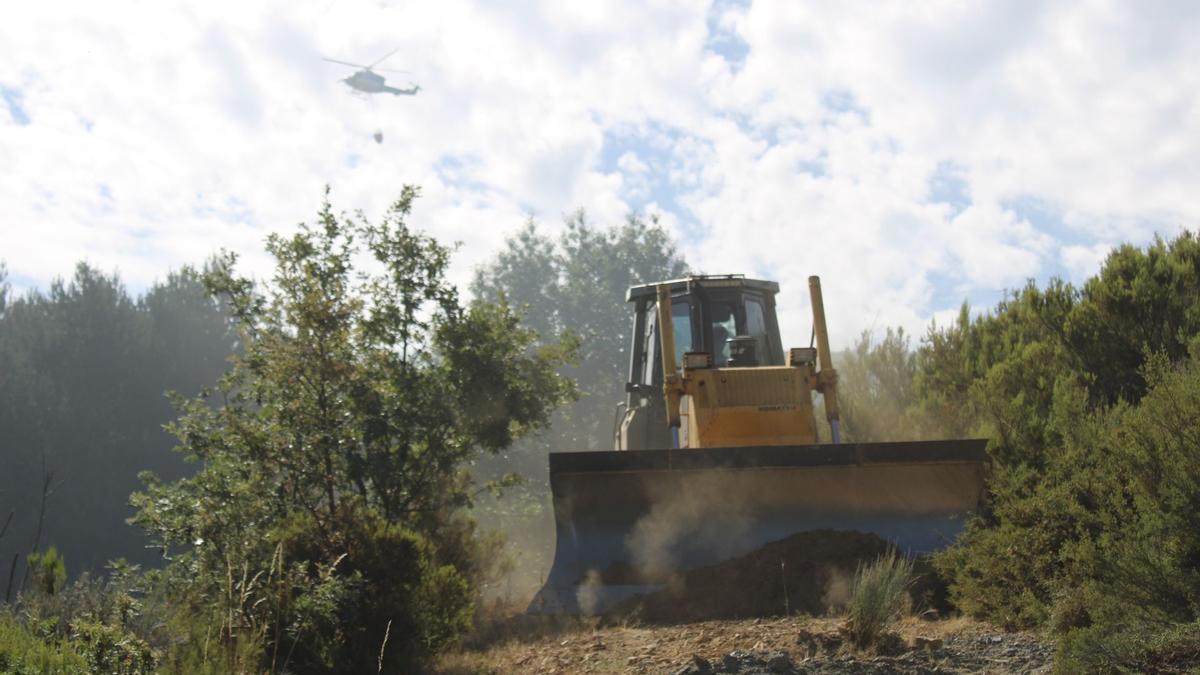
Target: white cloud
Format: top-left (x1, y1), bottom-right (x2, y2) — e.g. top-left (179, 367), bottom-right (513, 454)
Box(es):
top-left (1061, 241), bottom-right (1114, 281)
top-left (1, 0), bottom-right (1197, 351)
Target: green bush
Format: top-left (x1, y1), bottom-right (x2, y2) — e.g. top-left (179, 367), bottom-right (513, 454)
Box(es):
top-left (128, 188), bottom-right (573, 673)
top-left (0, 551), bottom-right (159, 675)
top-left (938, 351), bottom-right (1200, 673)
top-left (0, 612), bottom-right (88, 674)
top-left (845, 551), bottom-right (913, 649)
top-left (73, 620), bottom-right (155, 675)
top-left (271, 505), bottom-right (474, 673)
top-left (1057, 619), bottom-right (1200, 674)
top-left (933, 456), bottom-right (1094, 629)
top-left (27, 547), bottom-right (66, 597)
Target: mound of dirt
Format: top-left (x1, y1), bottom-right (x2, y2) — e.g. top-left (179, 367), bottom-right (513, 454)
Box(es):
top-left (605, 529), bottom-right (944, 624)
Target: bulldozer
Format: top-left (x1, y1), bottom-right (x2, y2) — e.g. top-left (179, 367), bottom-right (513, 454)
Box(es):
top-left (530, 274), bottom-right (988, 615)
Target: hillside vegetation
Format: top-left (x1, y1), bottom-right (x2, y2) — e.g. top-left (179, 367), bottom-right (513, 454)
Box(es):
top-left (836, 232), bottom-right (1200, 672)
top-left (0, 261), bottom-right (235, 576)
top-left (2, 186), bottom-right (1199, 672)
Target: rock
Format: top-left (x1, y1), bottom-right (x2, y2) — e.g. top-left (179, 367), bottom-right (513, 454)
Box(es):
top-left (691, 654), bottom-right (714, 673)
top-left (875, 631), bottom-right (907, 656)
top-left (796, 628), bottom-right (842, 657)
top-left (766, 651), bottom-right (792, 673)
top-left (911, 635), bottom-right (943, 651)
top-left (704, 650), bottom-right (802, 674)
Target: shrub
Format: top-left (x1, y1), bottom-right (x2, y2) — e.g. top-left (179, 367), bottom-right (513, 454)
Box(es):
top-left (27, 547), bottom-right (66, 597)
top-left (0, 562), bottom-right (157, 675)
top-left (130, 187), bottom-right (574, 673)
top-left (938, 351), bottom-right (1200, 673)
top-left (273, 505), bottom-right (475, 673)
top-left (1057, 620), bottom-right (1200, 674)
top-left (844, 551), bottom-right (913, 649)
top-left (0, 612), bottom-right (88, 674)
top-left (73, 620), bottom-right (156, 675)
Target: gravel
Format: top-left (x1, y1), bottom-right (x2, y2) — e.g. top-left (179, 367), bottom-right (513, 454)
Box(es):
top-left (439, 613), bottom-right (1054, 674)
top-left (670, 630), bottom-right (1053, 674)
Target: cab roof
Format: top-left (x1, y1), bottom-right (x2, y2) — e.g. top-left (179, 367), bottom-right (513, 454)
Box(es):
top-left (625, 274), bottom-right (780, 302)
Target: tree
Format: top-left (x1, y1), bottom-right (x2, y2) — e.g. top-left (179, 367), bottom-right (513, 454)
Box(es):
top-left (0, 263), bottom-right (236, 591)
top-left (1063, 232), bottom-right (1200, 406)
top-left (836, 327), bottom-right (920, 443)
top-left (0, 262), bottom-right (8, 318)
top-left (130, 187), bottom-right (574, 673)
top-left (924, 230), bottom-right (1200, 650)
top-left (472, 211), bottom-right (688, 453)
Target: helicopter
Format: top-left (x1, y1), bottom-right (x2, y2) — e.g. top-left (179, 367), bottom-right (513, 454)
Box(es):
top-left (323, 48), bottom-right (420, 96)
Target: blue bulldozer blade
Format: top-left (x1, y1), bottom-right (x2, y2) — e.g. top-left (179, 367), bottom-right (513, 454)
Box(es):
top-left (528, 438), bottom-right (989, 615)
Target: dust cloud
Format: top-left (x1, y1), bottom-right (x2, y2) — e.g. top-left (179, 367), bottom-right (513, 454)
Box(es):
top-left (602, 529), bottom-right (898, 622)
top-left (575, 569), bottom-right (603, 616)
top-left (473, 494), bottom-right (557, 607)
top-left (623, 471), bottom-right (755, 582)
top-left (821, 565), bottom-right (852, 612)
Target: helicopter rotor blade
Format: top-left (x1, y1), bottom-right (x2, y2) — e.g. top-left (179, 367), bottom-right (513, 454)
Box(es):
top-left (368, 47), bottom-right (402, 69)
top-left (371, 67), bottom-right (410, 74)
top-left (323, 57), bottom-right (369, 69)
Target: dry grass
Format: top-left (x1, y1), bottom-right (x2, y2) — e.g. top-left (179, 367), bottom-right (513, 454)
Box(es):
top-left (844, 551), bottom-right (914, 649)
top-left (462, 599), bottom-right (599, 650)
top-left (433, 612), bottom-right (1009, 674)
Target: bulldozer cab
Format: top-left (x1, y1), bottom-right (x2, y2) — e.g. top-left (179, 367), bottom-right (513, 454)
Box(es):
top-left (620, 275), bottom-right (787, 451)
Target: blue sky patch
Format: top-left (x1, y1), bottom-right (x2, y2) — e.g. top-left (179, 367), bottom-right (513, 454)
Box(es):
top-left (998, 194), bottom-right (1158, 286)
top-left (97, 183), bottom-right (114, 215)
top-left (721, 109), bottom-right (784, 151)
top-left (822, 88), bottom-right (869, 123)
top-left (999, 195), bottom-right (1080, 281)
top-left (924, 268), bottom-right (1011, 316)
top-left (7, 272), bottom-right (42, 297)
top-left (191, 193), bottom-right (254, 224)
top-left (600, 126), bottom-right (684, 213)
top-left (705, 0), bottom-right (751, 69)
top-left (598, 124), bottom-right (718, 241)
top-left (928, 161), bottom-right (970, 216)
top-left (797, 149), bottom-right (828, 179)
top-left (2, 86), bottom-right (31, 126)
top-left (999, 194), bottom-right (1102, 247)
top-left (434, 154), bottom-right (491, 194)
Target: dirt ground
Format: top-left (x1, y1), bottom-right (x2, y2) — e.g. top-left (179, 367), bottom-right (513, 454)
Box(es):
top-left (441, 531), bottom-right (1052, 673)
top-left (436, 614), bottom-right (1053, 674)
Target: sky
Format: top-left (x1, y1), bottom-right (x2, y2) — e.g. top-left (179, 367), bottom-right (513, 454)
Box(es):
top-left (2, 0), bottom-right (1198, 349)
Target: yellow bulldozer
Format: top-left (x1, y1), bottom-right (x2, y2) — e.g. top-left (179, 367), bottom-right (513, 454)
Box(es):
top-left (531, 274), bottom-right (988, 614)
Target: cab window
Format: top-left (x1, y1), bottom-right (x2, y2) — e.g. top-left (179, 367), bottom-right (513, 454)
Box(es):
top-left (709, 302), bottom-right (737, 366)
top-left (745, 298), bottom-right (767, 361)
top-left (641, 306), bottom-right (658, 386)
top-left (671, 301), bottom-right (693, 368)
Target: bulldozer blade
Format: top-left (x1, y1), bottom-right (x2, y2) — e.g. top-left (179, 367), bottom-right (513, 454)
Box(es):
top-left (528, 439), bottom-right (988, 615)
